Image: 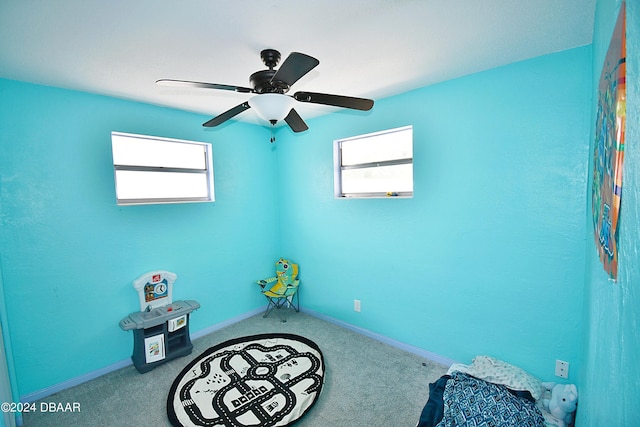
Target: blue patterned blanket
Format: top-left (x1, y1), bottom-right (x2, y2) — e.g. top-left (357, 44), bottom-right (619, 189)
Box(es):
top-left (433, 372), bottom-right (545, 427)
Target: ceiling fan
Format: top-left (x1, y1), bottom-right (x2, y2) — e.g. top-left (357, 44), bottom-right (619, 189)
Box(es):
top-left (156, 49), bottom-right (374, 133)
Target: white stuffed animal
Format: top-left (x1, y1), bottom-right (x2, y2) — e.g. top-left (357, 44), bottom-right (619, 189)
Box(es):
top-left (541, 382), bottom-right (578, 427)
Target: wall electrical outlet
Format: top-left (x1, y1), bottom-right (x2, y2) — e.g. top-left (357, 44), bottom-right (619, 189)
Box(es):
top-left (354, 299), bottom-right (361, 312)
top-left (555, 359), bottom-right (569, 379)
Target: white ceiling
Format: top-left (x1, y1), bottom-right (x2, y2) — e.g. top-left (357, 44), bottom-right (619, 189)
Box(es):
top-left (0, 0), bottom-right (596, 126)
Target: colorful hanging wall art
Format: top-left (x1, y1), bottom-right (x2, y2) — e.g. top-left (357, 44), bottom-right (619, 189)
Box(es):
top-left (592, 3), bottom-right (626, 281)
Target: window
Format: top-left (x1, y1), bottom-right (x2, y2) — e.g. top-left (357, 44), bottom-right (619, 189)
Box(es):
top-left (111, 132), bottom-right (214, 205)
top-left (334, 126), bottom-right (413, 198)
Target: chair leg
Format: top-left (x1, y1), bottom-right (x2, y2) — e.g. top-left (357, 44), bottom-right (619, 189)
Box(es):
top-left (277, 298), bottom-right (288, 322)
top-left (288, 291), bottom-right (299, 312)
top-left (263, 297), bottom-right (278, 318)
top-left (262, 292), bottom-right (299, 322)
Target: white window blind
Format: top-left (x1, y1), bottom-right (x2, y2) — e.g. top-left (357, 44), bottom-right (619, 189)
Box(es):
top-left (111, 132), bottom-right (214, 205)
top-left (334, 126), bottom-right (413, 198)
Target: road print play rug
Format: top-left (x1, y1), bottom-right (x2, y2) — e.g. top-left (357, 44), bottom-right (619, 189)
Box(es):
top-left (167, 333), bottom-right (324, 427)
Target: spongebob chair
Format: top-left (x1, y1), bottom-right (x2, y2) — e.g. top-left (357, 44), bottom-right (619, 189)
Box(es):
top-left (256, 258), bottom-right (300, 321)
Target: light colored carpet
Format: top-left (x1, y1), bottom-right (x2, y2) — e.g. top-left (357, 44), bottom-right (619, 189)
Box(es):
top-left (22, 311), bottom-right (448, 426)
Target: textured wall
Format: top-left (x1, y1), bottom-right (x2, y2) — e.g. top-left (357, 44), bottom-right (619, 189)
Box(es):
top-left (579, 0), bottom-right (640, 424)
top-left (276, 47), bottom-right (591, 382)
top-left (0, 79), bottom-right (280, 396)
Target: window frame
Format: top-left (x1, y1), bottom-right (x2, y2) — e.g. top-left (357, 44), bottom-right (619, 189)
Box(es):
top-left (111, 131), bottom-right (215, 206)
top-left (334, 125), bottom-right (414, 199)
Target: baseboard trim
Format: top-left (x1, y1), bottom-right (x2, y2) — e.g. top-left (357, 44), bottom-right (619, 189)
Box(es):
top-left (20, 307), bottom-right (265, 404)
top-left (301, 307), bottom-right (457, 367)
top-left (21, 306), bottom-right (453, 404)
top-left (20, 358), bottom-right (132, 404)
top-left (190, 307), bottom-right (264, 340)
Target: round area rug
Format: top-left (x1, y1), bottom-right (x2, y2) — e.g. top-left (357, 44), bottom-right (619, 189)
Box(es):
top-left (167, 333), bottom-right (324, 427)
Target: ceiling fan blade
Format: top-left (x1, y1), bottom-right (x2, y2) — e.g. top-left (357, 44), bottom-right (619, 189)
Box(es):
top-left (202, 102), bottom-right (251, 127)
top-left (284, 108), bottom-right (309, 133)
top-left (157, 79), bottom-right (253, 93)
top-left (293, 91), bottom-right (374, 111)
top-left (271, 52), bottom-right (319, 87)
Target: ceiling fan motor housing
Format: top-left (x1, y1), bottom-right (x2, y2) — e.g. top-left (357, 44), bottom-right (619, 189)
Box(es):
top-left (250, 69), bottom-right (289, 94)
top-left (250, 49), bottom-right (291, 94)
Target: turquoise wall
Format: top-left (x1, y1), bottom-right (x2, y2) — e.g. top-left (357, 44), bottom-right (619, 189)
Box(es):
top-left (276, 47), bottom-right (591, 382)
top-left (0, 79), bottom-right (280, 397)
top-left (579, 0), bottom-right (640, 424)
top-left (0, 258), bottom-right (19, 427)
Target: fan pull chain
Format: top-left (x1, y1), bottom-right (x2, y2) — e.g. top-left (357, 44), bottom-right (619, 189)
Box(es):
top-left (270, 126), bottom-right (276, 143)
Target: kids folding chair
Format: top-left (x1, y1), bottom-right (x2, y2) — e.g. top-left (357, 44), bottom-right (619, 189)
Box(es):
top-left (256, 258), bottom-right (300, 322)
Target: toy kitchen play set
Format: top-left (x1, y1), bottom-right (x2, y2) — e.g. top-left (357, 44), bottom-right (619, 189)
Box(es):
top-left (119, 271), bottom-right (200, 373)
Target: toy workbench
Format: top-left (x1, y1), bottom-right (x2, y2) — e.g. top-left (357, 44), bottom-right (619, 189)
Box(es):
top-left (119, 271), bottom-right (200, 373)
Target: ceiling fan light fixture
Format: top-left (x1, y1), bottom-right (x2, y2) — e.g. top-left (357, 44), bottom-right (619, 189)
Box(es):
top-left (248, 93), bottom-right (295, 124)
